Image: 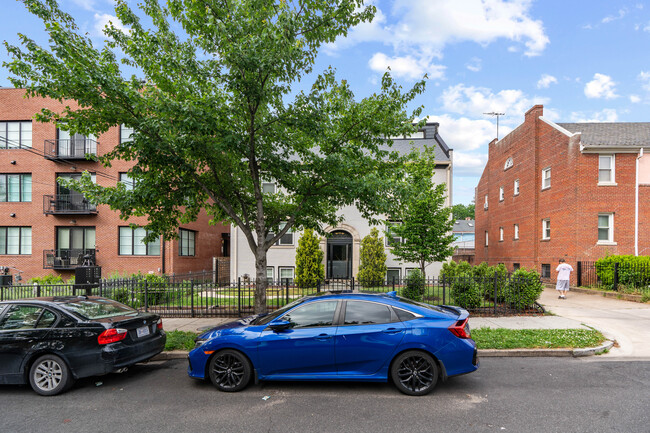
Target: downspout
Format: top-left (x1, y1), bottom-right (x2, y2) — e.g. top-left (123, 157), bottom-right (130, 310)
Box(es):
top-left (635, 148), bottom-right (644, 256)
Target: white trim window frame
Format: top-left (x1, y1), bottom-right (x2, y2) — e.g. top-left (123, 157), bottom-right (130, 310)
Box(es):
top-left (262, 181), bottom-right (276, 194)
top-left (485, 230), bottom-right (489, 247)
top-left (542, 219), bottom-right (551, 240)
top-left (542, 167), bottom-right (551, 190)
top-left (484, 194), bottom-right (488, 210)
top-left (597, 213), bottom-right (615, 244)
top-left (598, 155), bottom-right (616, 185)
top-left (499, 186), bottom-right (504, 201)
top-left (514, 179), bottom-right (520, 196)
top-left (499, 227), bottom-right (504, 241)
top-left (514, 224), bottom-right (519, 240)
top-left (385, 222), bottom-right (402, 247)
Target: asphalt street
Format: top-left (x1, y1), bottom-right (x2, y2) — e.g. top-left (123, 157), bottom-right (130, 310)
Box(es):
top-left (1, 357), bottom-right (648, 433)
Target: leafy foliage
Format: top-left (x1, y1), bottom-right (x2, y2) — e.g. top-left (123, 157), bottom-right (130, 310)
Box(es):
top-left (5, 0), bottom-right (427, 313)
top-left (401, 269), bottom-right (425, 302)
top-left (450, 273), bottom-right (482, 309)
top-left (357, 228), bottom-right (387, 287)
top-left (504, 268), bottom-right (543, 309)
top-left (594, 255), bottom-right (650, 290)
top-left (451, 203), bottom-right (475, 220)
top-left (294, 229), bottom-right (325, 288)
top-left (389, 146), bottom-right (455, 277)
top-left (28, 275), bottom-right (64, 285)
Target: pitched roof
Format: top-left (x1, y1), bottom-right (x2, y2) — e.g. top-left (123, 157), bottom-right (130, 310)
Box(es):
top-left (556, 122), bottom-right (650, 147)
top-left (453, 219), bottom-right (475, 233)
top-left (388, 123), bottom-right (452, 162)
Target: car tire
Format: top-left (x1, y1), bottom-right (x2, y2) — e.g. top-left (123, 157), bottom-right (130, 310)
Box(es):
top-left (28, 354), bottom-right (73, 396)
top-left (391, 350), bottom-right (438, 396)
top-left (208, 349), bottom-right (252, 392)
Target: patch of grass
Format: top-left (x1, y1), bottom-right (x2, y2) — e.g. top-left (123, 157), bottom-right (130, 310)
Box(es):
top-left (472, 328), bottom-right (606, 349)
top-left (164, 330), bottom-right (199, 351)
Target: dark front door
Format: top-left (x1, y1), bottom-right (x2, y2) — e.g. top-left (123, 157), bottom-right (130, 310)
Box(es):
top-left (327, 230), bottom-right (352, 279)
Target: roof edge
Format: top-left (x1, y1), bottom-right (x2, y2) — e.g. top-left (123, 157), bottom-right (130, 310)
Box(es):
top-left (539, 116), bottom-right (579, 138)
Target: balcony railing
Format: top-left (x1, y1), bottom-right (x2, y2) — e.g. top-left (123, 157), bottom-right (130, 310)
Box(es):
top-left (44, 138), bottom-right (98, 160)
top-left (43, 194), bottom-right (97, 215)
top-left (43, 249), bottom-right (96, 270)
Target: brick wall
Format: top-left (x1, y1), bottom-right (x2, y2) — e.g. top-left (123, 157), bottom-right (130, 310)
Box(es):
top-left (0, 88), bottom-right (229, 281)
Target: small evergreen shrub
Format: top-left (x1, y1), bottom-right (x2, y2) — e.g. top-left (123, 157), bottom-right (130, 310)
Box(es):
top-left (357, 228), bottom-right (387, 287)
top-left (295, 229), bottom-right (325, 288)
top-left (402, 269), bottom-right (425, 302)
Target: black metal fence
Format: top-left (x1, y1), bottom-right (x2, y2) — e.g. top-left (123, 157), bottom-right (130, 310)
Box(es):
top-left (577, 261), bottom-right (650, 294)
top-left (0, 272), bottom-right (544, 318)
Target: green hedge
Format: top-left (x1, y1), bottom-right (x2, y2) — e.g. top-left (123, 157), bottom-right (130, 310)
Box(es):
top-left (504, 268), bottom-right (543, 309)
top-left (450, 273), bottom-right (483, 309)
top-left (595, 255), bottom-right (650, 290)
top-left (402, 269), bottom-right (425, 302)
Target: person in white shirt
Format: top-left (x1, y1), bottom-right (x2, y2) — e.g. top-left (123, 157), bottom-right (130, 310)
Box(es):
top-left (555, 258), bottom-right (573, 299)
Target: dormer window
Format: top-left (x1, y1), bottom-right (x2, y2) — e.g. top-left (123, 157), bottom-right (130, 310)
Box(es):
top-left (504, 157), bottom-right (513, 171)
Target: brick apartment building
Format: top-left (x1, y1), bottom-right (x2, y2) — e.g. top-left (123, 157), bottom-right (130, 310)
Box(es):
top-left (475, 105), bottom-right (650, 283)
top-left (0, 88), bottom-right (229, 283)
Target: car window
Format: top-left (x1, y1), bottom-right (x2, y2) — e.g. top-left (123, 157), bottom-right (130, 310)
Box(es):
top-left (255, 297), bottom-right (307, 326)
top-left (394, 308), bottom-right (417, 322)
top-left (0, 305), bottom-right (44, 330)
top-left (344, 301), bottom-right (394, 325)
top-left (36, 310), bottom-right (57, 328)
top-left (59, 298), bottom-right (137, 320)
top-left (281, 300), bottom-right (338, 328)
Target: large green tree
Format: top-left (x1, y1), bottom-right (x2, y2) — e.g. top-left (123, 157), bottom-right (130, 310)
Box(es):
top-left (5, 0), bottom-right (425, 313)
top-left (452, 203), bottom-right (475, 220)
top-left (389, 146), bottom-right (455, 277)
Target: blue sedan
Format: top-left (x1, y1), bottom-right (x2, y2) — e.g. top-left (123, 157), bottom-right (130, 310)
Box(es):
top-left (187, 292), bottom-right (478, 396)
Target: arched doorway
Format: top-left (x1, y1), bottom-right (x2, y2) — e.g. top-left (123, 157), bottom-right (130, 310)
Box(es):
top-left (327, 230), bottom-right (352, 279)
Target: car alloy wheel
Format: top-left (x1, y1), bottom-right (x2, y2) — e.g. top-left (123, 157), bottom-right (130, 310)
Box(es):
top-left (29, 354), bottom-right (72, 396)
top-left (391, 350), bottom-right (438, 396)
top-left (208, 350), bottom-right (251, 392)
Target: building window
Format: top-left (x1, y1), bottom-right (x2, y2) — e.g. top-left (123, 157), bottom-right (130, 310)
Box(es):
top-left (179, 229), bottom-right (196, 256)
top-left (499, 187), bottom-right (504, 201)
top-left (120, 125), bottom-right (134, 144)
top-left (279, 267), bottom-right (295, 285)
top-left (0, 227), bottom-right (31, 255)
top-left (386, 268), bottom-right (401, 283)
top-left (405, 268), bottom-right (419, 278)
top-left (598, 155), bottom-right (615, 184)
top-left (0, 174), bottom-right (31, 202)
top-left (542, 168), bottom-right (551, 190)
top-left (57, 227), bottom-right (95, 251)
top-left (499, 227), bottom-right (504, 241)
top-left (484, 194), bottom-right (488, 210)
top-left (541, 264), bottom-right (551, 278)
top-left (513, 263), bottom-right (520, 271)
top-left (485, 231), bottom-right (489, 247)
top-left (266, 267), bottom-right (274, 284)
top-left (542, 219), bottom-right (550, 240)
top-left (504, 157), bottom-right (513, 171)
top-left (598, 213), bottom-right (614, 243)
top-left (262, 182), bottom-right (276, 194)
top-left (0, 121), bottom-right (32, 148)
top-left (514, 179), bottom-right (520, 196)
top-left (514, 224), bottom-right (519, 240)
top-left (385, 222), bottom-right (402, 246)
top-left (119, 173), bottom-right (135, 191)
top-left (119, 227), bottom-right (160, 256)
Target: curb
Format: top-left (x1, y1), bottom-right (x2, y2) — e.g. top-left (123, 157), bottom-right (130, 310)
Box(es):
top-left (155, 341), bottom-right (616, 361)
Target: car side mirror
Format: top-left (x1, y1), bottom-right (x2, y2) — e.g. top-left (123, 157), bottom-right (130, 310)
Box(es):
top-left (269, 320), bottom-right (292, 332)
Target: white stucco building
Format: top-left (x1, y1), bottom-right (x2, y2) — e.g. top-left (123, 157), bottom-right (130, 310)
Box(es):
top-left (230, 123), bottom-right (453, 282)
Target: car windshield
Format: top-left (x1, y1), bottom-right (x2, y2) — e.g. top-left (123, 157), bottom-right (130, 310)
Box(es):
top-left (397, 297), bottom-right (446, 313)
top-left (254, 297), bottom-right (307, 325)
top-left (59, 298), bottom-right (137, 320)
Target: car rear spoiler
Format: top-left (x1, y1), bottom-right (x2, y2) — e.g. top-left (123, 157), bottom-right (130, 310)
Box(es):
top-left (440, 305), bottom-right (469, 321)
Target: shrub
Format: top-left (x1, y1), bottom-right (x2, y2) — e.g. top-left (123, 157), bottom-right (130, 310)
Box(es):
top-left (295, 229), bottom-right (325, 288)
top-left (595, 255), bottom-right (650, 290)
top-left (357, 228), bottom-right (387, 287)
top-left (504, 268), bottom-right (543, 309)
top-left (402, 269), bottom-right (425, 302)
top-left (450, 273), bottom-right (483, 309)
top-left (440, 260), bottom-right (472, 279)
top-left (28, 275), bottom-right (64, 285)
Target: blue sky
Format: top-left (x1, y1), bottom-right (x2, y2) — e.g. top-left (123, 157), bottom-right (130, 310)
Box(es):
top-left (3, 0), bottom-right (650, 205)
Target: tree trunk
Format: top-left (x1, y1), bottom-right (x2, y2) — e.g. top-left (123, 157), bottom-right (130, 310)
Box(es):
top-left (254, 245), bottom-right (268, 314)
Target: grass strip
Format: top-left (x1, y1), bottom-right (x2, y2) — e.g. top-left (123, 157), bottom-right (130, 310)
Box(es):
top-left (164, 330), bottom-right (199, 351)
top-left (472, 328), bottom-right (606, 349)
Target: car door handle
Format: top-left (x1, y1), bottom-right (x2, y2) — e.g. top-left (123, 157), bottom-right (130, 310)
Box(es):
top-left (314, 333), bottom-right (331, 341)
top-left (382, 328), bottom-right (403, 334)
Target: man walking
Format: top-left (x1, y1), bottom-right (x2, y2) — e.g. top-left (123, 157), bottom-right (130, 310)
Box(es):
top-left (556, 258), bottom-right (573, 299)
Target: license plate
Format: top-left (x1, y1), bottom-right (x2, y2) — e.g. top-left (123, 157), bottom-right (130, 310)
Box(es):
top-left (136, 326), bottom-right (150, 338)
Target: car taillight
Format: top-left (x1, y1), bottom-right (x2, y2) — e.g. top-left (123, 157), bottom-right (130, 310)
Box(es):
top-left (157, 319), bottom-right (163, 330)
top-left (448, 319), bottom-right (471, 339)
top-left (98, 328), bottom-right (128, 345)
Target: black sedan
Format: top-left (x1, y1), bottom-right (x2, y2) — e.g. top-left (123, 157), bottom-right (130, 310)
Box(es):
top-left (0, 296), bottom-right (166, 396)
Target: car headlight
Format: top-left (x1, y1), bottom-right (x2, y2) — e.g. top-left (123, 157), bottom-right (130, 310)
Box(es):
top-left (194, 338), bottom-right (207, 349)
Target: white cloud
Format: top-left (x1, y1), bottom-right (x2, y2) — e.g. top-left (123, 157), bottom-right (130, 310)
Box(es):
top-left (570, 109), bottom-right (619, 123)
top-left (536, 74), bottom-right (557, 89)
top-left (368, 53), bottom-right (445, 80)
top-left (451, 151), bottom-right (489, 177)
top-left (466, 57), bottom-right (482, 72)
top-left (602, 8), bottom-right (627, 23)
top-left (93, 13), bottom-right (128, 37)
top-left (69, 0), bottom-right (97, 11)
top-left (630, 95), bottom-right (641, 103)
top-left (584, 73), bottom-right (618, 99)
top-left (440, 83), bottom-right (549, 123)
top-left (425, 114), bottom-right (500, 152)
top-left (638, 71), bottom-right (650, 91)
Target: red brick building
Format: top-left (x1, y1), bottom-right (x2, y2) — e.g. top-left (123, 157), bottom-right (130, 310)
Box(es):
top-left (475, 105), bottom-right (650, 283)
top-left (0, 88), bottom-right (229, 282)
